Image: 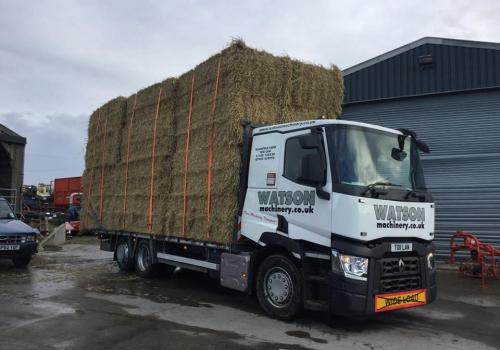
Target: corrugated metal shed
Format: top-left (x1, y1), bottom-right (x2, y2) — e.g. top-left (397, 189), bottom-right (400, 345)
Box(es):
top-left (344, 37), bottom-right (500, 104)
top-left (341, 37), bottom-right (500, 257)
top-left (0, 124), bottom-right (26, 213)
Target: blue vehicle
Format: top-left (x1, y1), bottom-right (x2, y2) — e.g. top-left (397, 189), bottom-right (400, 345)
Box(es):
top-left (0, 197), bottom-right (38, 267)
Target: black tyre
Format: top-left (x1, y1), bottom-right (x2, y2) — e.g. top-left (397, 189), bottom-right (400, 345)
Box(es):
top-left (256, 254), bottom-right (302, 321)
top-left (134, 240), bottom-right (159, 278)
top-left (116, 239), bottom-right (134, 272)
top-left (12, 255), bottom-right (32, 267)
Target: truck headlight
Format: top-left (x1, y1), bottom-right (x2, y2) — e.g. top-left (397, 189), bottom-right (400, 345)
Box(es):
top-left (427, 252), bottom-right (435, 270)
top-left (332, 249), bottom-right (368, 281)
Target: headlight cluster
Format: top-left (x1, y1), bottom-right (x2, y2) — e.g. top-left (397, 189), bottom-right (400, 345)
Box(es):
top-left (427, 252), bottom-right (435, 270)
top-left (332, 249), bottom-right (369, 281)
top-left (22, 235), bottom-right (36, 243)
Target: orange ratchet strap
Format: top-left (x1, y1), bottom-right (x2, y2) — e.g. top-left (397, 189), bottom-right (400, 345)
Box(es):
top-left (182, 75), bottom-right (196, 236)
top-left (98, 110), bottom-right (109, 223)
top-left (206, 57), bottom-right (222, 238)
top-left (85, 109), bottom-right (101, 227)
top-left (122, 94), bottom-right (137, 228)
top-left (148, 86), bottom-right (163, 232)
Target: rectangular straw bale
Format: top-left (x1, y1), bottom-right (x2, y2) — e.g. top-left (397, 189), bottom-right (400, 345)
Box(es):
top-left (81, 97), bottom-right (127, 230)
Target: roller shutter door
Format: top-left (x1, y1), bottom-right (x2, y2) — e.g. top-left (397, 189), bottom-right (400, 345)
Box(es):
top-left (341, 89), bottom-right (500, 257)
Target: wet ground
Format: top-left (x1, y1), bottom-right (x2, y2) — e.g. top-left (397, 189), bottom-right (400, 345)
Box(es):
top-left (0, 237), bottom-right (499, 350)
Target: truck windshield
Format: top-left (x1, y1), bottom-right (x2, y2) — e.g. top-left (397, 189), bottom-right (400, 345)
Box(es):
top-left (327, 125), bottom-right (426, 191)
top-left (0, 200), bottom-right (16, 219)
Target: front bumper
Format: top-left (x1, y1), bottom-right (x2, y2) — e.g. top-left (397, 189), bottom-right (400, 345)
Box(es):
top-left (0, 242), bottom-right (38, 259)
top-left (329, 236), bottom-right (437, 316)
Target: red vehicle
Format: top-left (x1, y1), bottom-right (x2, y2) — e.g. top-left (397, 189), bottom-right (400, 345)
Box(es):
top-left (53, 177), bottom-right (82, 208)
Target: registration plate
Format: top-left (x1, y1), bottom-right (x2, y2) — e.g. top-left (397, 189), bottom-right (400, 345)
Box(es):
top-left (375, 289), bottom-right (427, 312)
top-left (0, 245), bottom-right (20, 251)
top-left (391, 243), bottom-right (412, 252)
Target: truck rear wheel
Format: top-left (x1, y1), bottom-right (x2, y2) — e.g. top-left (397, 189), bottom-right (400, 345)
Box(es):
top-left (116, 239), bottom-right (134, 272)
top-left (256, 254), bottom-right (302, 321)
top-left (135, 240), bottom-right (158, 278)
top-left (12, 255), bottom-right (31, 267)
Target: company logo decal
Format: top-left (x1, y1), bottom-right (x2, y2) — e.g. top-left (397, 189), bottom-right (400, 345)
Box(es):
top-left (374, 204), bottom-right (425, 230)
top-left (258, 190), bottom-right (315, 214)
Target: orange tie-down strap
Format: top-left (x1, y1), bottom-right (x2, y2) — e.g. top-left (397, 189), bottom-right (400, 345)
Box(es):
top-left (182, 74), bottom-right (196, 236)
top-left (206, 56), bottom-right (222, 238)
top-left (85, 109), bottom-right (102, 227)
top-left (99, 110), bottom-right (109, 223)
top-left (148, 85), bottom-right (163, 232)
top-left (122, 94), bottom-right (137, 228)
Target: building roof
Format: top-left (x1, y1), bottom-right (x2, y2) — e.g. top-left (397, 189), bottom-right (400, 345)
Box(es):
top-left (344, 37), bottom-right (500, 76)
top-left (342, 37), bottom-right (500, 104)
top-left (0, 124), bottom-right (26, 145)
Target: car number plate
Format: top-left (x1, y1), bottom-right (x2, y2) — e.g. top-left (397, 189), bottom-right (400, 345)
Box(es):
top-left (375, 289), bottom-right (427, 312)
top-left (0, 245), bottom-right (20, 251)
top-left (391, 243), bottom-right (412, 252)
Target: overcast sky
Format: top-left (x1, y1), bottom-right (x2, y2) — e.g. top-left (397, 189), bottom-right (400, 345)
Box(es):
top-left (1, 0), bottom-right (499, 184)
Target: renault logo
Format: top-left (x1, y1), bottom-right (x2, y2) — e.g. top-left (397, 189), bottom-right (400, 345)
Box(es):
top-left (398, 258), bottom-right (405, 272)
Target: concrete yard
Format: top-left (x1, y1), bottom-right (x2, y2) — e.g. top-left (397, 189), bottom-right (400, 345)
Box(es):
top-left (0, 237), bottom-right (499, 350)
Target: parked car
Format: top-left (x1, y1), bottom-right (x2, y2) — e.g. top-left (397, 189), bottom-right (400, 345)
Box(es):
top-left (0, 197), bottom-right (38, 267)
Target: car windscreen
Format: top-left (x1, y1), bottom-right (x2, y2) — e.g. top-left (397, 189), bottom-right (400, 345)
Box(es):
top-left (0, 200), bottom-right (16, 219)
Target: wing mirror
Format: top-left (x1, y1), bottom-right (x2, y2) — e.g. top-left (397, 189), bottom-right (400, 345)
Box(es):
top-left (299, 154), bottom-right (330, 200)
top-left (416, 139), bottom-right (430, 154)
top-left (391, 148), bottom-right (407, 161)
top-left (298, 133), bottom-right (322, 149)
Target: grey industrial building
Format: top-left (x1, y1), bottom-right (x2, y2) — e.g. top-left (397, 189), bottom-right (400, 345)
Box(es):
top-left (341, 37), bottom-right (500, 256)
top-left (0, 123), bottom-right (26, 213)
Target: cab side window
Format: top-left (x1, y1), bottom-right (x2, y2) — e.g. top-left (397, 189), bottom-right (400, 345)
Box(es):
top-left (284, 136), bottom-right (326, 186)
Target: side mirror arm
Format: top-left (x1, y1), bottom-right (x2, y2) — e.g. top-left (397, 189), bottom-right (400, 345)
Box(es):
top-left (316, 186), bottom-right (330, 200)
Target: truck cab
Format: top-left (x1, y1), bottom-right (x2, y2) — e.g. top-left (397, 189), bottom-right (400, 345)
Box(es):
top-left (0, 197), bottom-right (38, 267)
top-left (240, 119), bottom-right (436, 317)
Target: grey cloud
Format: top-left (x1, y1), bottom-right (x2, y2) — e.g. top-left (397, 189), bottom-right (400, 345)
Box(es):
top-left (0, 112), bottom-right (87, 184)
top-left (1, 0), bottom-right (499, 184)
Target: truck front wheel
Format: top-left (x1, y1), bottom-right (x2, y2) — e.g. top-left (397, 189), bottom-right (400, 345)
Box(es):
top-left (256, 254), bottom-right (302, 321)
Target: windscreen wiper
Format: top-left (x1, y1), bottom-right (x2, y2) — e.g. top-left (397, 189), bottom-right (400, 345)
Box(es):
top-left (362, 182), bottom-right (403, 196)
top-left (404, 189), bottom-right (426, 201)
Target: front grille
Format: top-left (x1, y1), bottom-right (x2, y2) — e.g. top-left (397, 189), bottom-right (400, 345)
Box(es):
top-left (381, 257), bottom-right (420, 277)
top-left (379, 256), bottom-right (422, 293)
top-left (0, 235), bottom-right (23, 244)
top-left (380, 276), bottom-right (421, 293)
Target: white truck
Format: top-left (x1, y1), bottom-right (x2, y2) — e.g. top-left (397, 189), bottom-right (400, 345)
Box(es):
top-left (99, 119), bottom-right (436, 320)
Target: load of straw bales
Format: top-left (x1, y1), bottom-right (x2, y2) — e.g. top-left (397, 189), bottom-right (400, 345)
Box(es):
top-left (81, 40), bottom-right (343, 244)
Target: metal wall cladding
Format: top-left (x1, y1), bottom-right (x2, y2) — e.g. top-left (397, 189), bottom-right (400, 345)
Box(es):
top-left (341, 89), bottom-right (500, 257)
top-left (344, 43), bottom-right (500, 104)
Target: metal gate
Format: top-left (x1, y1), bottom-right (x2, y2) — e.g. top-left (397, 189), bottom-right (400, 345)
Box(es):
top-left (341, 89), bottom-right (500, 257)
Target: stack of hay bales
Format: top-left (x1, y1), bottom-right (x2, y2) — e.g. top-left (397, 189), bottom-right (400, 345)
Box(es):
top-left (82, 97), bottom-right (127, 230)
top-left (81, 40), bottom-right (343, 244)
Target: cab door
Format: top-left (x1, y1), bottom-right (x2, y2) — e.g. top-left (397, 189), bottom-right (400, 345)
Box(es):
top-left (277, 128), bottom-right (333, 247)
top-left (241, 128), bottom-right (333, 248)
